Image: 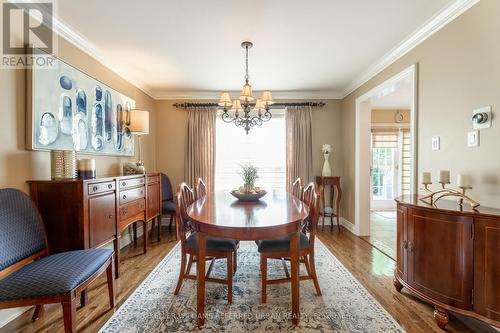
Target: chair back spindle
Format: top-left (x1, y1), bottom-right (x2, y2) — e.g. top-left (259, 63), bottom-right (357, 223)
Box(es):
top-left (291, 177), bottom-right (303, 199)
top-left (176, 183), bottom-right (196, 241)
top-left (196, 178), bottom-right (207, 200)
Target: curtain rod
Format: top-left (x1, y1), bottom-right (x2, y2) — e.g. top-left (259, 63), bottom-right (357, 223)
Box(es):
top-left (173, 102), bottom-right (326, 108)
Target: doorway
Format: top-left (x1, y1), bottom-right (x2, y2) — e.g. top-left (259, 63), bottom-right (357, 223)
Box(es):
top-left (355, 64), bottom-right (418, 259)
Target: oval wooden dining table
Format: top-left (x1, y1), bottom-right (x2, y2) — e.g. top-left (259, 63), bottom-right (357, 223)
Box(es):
top-left (186, 191), bottom-right (309, 327)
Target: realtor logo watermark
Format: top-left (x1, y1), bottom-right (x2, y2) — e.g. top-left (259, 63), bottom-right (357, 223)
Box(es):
top-left (1, 0), bottom-right (57, 68)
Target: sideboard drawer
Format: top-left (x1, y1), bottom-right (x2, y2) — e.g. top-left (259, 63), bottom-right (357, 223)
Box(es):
top-left (88, 181), bottom-right (115, 195)
top-left (119, 186), bottom-right (145, 205)
top-left (148, 175), bottom-right (160, 185)
top-left (119, 199), bottom-right (145, 225)
top-left (119, 177), bottom-right (145, 189)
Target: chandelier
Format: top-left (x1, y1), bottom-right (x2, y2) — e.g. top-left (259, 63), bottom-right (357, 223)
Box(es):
top-left (218, 41), bottom-right (274, 134)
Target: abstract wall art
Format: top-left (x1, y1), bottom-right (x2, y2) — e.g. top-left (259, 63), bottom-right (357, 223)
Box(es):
top-left (27, 50), bottom-right (135, 156)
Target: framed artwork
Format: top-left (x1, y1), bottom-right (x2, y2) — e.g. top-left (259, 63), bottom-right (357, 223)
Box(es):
top-left (26, 50), bottom-right (135, 156)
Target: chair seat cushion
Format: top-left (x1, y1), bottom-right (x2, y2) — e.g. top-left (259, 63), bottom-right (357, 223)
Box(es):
top-left (162, 200), bottom-right (176, 214)
top-left (256, 233), bottom-right (310, 253)
top-left (186, 233), bottom-right (238, 252)
top-left (0, 249), bottom-right (113, 302)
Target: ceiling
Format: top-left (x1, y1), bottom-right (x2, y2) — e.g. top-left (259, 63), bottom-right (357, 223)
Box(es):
top-left (54, 0), bottom-right (469, 98)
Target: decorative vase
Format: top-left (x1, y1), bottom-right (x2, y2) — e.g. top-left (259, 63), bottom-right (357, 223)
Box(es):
top-left (322, 152), bottom-right (332, 177)
top-left (51, 150), bottom-right (77, 179)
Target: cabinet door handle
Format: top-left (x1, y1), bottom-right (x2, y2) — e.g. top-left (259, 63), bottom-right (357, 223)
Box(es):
top-left (408, 242), bottom-right (415, 252)
top-left (107, 214), bottom-right (113, 219)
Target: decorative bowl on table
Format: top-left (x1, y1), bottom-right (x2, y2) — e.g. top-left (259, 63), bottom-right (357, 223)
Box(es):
top-left (230, 188), bottom-right (267, 202)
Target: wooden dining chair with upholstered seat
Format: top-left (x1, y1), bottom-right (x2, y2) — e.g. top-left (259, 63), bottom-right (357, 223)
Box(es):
top-left (257, 182), bottom-right (322, 303)
top-left (195, 178), bottom-right (207, 200)
top-left (173, 183), bottom-right (239, 303)
top-left (0, 188), bottom-right (115, 333)
top-left (291, 177), bottom-right (303, 199)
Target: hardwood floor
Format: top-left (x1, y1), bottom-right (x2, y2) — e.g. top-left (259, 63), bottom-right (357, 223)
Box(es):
top-left (360, 211), bottom-right (397, 260)
top-left (1, 227), bottom-right (492, 333)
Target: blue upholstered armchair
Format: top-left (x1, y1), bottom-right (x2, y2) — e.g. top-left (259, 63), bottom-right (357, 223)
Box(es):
top-left (161, 173), bottom-right (176, 231)
top-left (0, 188), bottom-right (115, 333)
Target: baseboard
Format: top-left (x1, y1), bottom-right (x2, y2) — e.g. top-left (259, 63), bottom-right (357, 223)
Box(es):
top-left (340, 218), bottom-right (358, 235)
top-left (321, 216), bottom-right (358, 235)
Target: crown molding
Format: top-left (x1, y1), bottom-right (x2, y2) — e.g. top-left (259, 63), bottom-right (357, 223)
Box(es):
top-left (152, 90), bottom-right (344, 100)
top-left (50, 16), bottom-right (156, 97)
top-left (342, 0), bottom-right (480, 98)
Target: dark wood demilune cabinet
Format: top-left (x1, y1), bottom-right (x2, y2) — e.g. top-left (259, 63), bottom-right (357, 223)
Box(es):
top-left (394, 195), bottom-right (500, 329)
top-left (28, 173), bottom-right (161, 278)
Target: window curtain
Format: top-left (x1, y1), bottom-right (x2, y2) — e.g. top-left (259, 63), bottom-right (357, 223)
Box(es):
top-left (286, 106), bottom-right (313, 192)
top-left (184, 106), bottom-right (217, 192)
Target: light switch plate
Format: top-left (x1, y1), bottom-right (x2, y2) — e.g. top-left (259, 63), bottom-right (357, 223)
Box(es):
top-left (432, 137), bottom-right (440, 151)
top-left (468, 130), bottom-right (480, 147)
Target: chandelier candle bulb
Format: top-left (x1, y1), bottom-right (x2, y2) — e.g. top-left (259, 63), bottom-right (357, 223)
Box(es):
top-left (457, 174), bottom-right (472, 189)
top-left (438, 170), bottom-right (450, 184)
top-left (421, 172), bottom-right (432, 185)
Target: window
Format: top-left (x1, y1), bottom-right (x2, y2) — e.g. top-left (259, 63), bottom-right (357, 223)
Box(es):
top-left (371, 131), bottom-right (398, 201)
top-left (215, 110), bottom-right (286, 191)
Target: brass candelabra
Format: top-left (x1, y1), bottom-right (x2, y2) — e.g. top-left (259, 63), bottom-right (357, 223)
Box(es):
top-left (419, 181), bottom-right (480, 209)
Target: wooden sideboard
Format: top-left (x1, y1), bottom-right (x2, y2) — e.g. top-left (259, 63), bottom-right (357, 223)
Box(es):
top-left (27, 173), bottom-right (161, 278)
top-left (394, 195), bottom-right (500, 329)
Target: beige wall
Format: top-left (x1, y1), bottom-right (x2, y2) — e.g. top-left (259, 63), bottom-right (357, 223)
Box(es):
top-left (340, 0), bottom-right (500, 224)
top-left (155, 100), bottom-right (342, 189)
top-left (0, 37), bottom-right (157, 192)
top-left (371, 109), bottom-right (410, 124)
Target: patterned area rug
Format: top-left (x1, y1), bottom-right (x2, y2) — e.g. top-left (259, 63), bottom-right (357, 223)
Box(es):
top-left (100, 240), bottom-right (404, 332)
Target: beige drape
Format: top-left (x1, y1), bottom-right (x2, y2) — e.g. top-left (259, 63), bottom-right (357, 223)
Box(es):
top-left (286, 106), bottom-right (313, 192)
top-left (184, 106), bottom-right (217, 192)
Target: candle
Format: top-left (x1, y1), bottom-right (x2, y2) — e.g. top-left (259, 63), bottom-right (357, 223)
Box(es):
top-left (438, 170), bottom-right (450, 184)
top-left (457, 174), bottom-right (472, 188)
top-left (421, 172), bottom-right (431, 184)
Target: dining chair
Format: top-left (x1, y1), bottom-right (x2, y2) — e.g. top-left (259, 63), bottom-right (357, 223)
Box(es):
top-left (151, 173), bottom-right (176, 241)
top-left (0, 188), bottom-right (115, 333)
top-left (195, 178), bottom-right (207, 200)
top-left (257, 182), bottom-right (322, 303)
top-left (291, 177), bottom-right (303, 199)
top-left (173, 183), bottom-right (239, 303)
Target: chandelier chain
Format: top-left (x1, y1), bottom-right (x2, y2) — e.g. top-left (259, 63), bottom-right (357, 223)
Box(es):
top-left (244, 44), bottom-right (249, 83)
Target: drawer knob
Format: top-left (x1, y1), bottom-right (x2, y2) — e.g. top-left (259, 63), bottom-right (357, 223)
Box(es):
top-left (93, 186), bottom-right (98, 192)
top-left (122, 182), bottom-right (126, 186)
top-left (123, 195), bottom-right (127, 200)
top-left (108, 184), bottom-right (113, 189)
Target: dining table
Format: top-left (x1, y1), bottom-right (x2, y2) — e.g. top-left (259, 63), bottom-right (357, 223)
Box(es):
top-left (186, 190), bottom-right (309, 326)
